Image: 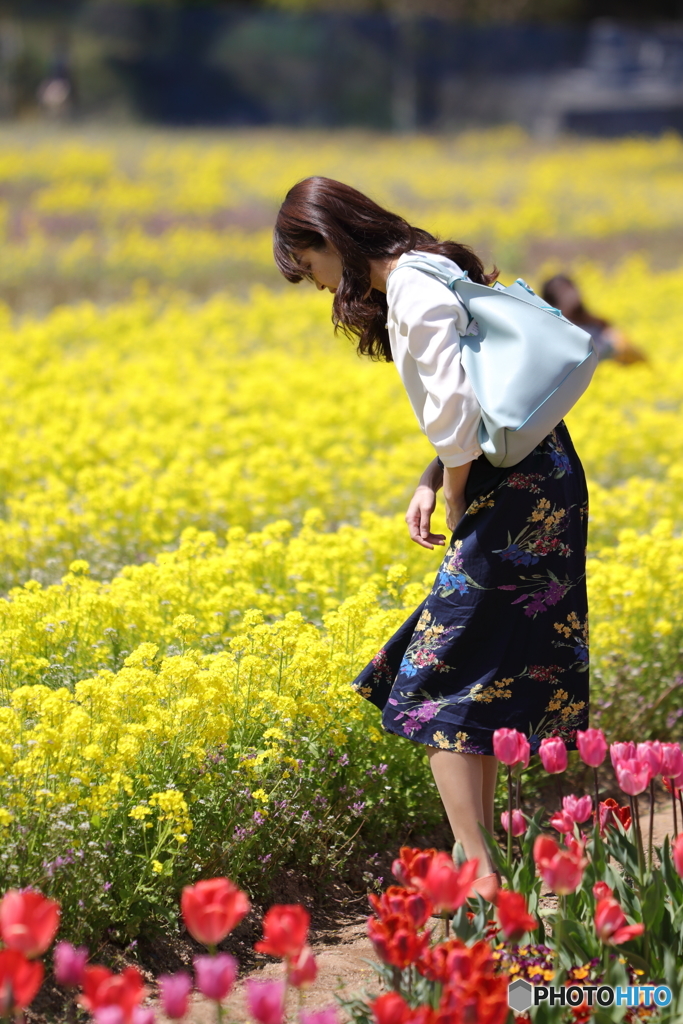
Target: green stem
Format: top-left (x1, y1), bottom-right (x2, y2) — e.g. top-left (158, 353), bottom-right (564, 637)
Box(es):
top-left (648, 778), bottom-right (655, 873)
top-left (671, 780), bottom-right (679, 837)
top-left (507, 765), bottom-right (513, 870)
top-left (593, 766), bottom-right (600, 828)
top-left (554, 894), bottom-right (564, 974)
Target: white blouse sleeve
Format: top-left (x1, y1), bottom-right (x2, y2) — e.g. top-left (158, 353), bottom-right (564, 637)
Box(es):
top-left (387, 266), bottom-right (483, 468)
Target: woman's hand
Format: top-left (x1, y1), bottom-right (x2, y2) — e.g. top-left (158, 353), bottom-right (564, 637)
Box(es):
top-left (405, 484), bottom-right (446, 550)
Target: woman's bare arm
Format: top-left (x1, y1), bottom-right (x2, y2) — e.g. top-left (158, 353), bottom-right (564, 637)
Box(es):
top-left (405, 457), bottom-right (446, 549)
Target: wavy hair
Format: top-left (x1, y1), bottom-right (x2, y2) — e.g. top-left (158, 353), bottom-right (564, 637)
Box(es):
top-left (273, 176), bottom-right (498, 362)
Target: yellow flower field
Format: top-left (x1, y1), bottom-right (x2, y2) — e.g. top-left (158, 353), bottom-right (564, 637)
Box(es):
top-left (0, 127), bottom-right (681, 940)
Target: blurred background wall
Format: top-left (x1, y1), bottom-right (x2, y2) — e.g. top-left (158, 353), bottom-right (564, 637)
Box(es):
top-left (2, 0), bottom-right (683, 134)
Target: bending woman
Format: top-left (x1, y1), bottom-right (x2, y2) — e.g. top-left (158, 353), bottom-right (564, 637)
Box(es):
top-left (273, 177), bottom-right (590, 903)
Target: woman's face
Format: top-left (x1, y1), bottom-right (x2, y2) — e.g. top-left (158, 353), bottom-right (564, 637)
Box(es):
top-left (296, 245), bottom-right (343, 293)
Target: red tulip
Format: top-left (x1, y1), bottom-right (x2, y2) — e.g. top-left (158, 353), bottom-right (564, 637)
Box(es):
top-left (254, 904), bottom-right (309, 960)
top-left (368, 886), bottom-right (432, 928)
top-left (594, 898), bottom-right (645, 946)
top-left (492, 729), bottom-right (530, 768)
top-left (180, 878), bottom-right (250, 947)
top-left (549, 809), bottom-right (574, 834)
top-left (287, 945), bottom-right (317, 987)
top-left (610, 741), bottom-right (636, 770)
top-left (193, 954), bottom-right (237, 1002)
top-left (636, 741), bottom-right (662, 777)
top-left (539, 737), bottom-right (567, 774)
top-left (158, 972), bottom-right (192, 1019)
top-left (0, 889), bottom-right (60, 958)
top-left (418, 852), bottom-right (479, 913)
top-left (0, 949), bottom-right (43, 1013)
top-left (673, 833), bottom-right (683, 878)
top-left (418, 937), bottom-right (494, 987)
top-left (54, 941), bottom-right (88, 988)
top-left (79, 965), bottom-right (147, 1024)
top-left (599, 798), bottom-right (631, 832)
top-left (661, 742), bottom-right (683, 779)
top-left (562, 794), bottom-right (592, 823)
top-left (533, 834), bottom-right (587, 895)
top-left (367, 913), bottom-right (430, 969)
top-left (576, 728), bottom-right (607, 768)
top-left (245, 979), bottom-right (285, 1024)
top-left (592, 881), bottom-right (613, 900)
top-left (616, 758), bottom-right (652, 796)
top-left (501, 809), bottom-right (526, 836)
top-left (663, 772), bottom-right (683, 798)
top-left (370, 992), bottom-right (411, 1024)
top-left (391, 847), bottom-right (437, 888)
top-left (495, 890), bottom-right (537, 942)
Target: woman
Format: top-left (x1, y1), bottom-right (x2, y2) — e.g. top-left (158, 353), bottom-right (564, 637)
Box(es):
top-left (542, 274), bottom-right (646, 365)
top-left (273, 177), bottom-right (589, 902)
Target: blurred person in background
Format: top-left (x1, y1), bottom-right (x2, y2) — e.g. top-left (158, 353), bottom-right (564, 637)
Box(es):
top-left (542, 274), bottom-right (646, 365)
top-left (274, 177), bottom-right (590, 906)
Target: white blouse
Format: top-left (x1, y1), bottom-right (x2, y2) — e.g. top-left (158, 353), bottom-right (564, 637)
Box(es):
top-left (386, 250), bottom-right (483, 468)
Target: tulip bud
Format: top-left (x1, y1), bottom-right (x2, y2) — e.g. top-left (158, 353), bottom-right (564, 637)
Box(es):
top-left (300, 1009), bottom-right (339, 1024)
top-left (193, 955), bottom-right (237, 1002)
top-left (539, 737), bottom-right (567, 774)
top-left (673, 833), bottom-right (683, 879)
top-left (576, 728), bottom-right (607, 768)
top-left (592, 881), bottom-right (613, 900)
top-left (54, 941), bottom-right (88, 989)
top-left (245, 979), bottom-right (286, 1024)
top-left (288, 946), bottom-right (317, 988)
top-left (562, 794), bottom-right (592, 823)
top-left (158, 972), bottom-right (192, 1019)
top-left (493, 729), bottom-right (530, 768)
top-left (0, 890), bottom-right (60, 958)
top-left (501, 809), bottom-right (526, 836)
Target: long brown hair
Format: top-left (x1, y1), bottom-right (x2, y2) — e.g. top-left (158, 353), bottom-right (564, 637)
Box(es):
top-left (273, 176), bottom-right (498, 362)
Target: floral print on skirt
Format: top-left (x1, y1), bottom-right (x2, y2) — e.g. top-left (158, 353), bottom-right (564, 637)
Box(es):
top-left (350, 421), bottom-right (589, 756)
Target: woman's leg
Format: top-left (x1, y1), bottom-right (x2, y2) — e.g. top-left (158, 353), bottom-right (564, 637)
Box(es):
top-left (481, 754), bottom-right (499, 837)
top-left (426, 748), bottom-right (495, 877)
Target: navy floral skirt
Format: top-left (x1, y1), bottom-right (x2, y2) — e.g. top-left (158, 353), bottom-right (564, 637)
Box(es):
top-left (351, 421), bottom-right (589, 756)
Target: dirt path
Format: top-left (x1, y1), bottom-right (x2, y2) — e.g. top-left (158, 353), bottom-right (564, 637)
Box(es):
top-left (156, 799), bottom-right (680, 1023)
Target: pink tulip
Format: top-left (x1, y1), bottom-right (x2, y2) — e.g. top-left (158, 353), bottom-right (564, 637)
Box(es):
top-left (501, 809), bottom-right (526, 836)
top-left (287, 946), bottom-right (317, 988)
top-left (548, 809), bottom-right (574, 834)
top-left (539, 737), bottom-right (567, 774)
top-left (594, 898), bottom-right (645, 946)
top-left (492, 729), bottom-right (530, 768)
top-left (300, 1009), bottom-right (339, 1024)
top-left (158, 973), bottom-right (192, 1019)
top-left (661, 743), bottom-right (683, 779)
top-left (636, 741), bottom-right (662, 777)
top-left (616, 758), bottom-right (652, 796)
top-left (94, 1010), bottom-right (155, 1024)
top-left (610, 741), bottom-right (636, 770)
top-left (562, 794), bottom-right (593, 823)
top-left (245, 979), bottom-right (286, 1024)
top-left (133, 1010), bottom-right (155, 1024)
top-left (54, 941), bottom-right (88, 988)
top-left (576, 728), bottom-right (607, 768)
top-left (592, 881), bottom-right (613, 900)
top-left (193, 955), bottom-right (237, 1003)
top-left (673, 834), bottom-right (683, 878)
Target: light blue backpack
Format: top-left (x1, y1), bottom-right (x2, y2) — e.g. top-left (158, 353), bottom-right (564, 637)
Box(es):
top-left (394, 255), bottom-right (597, 468)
